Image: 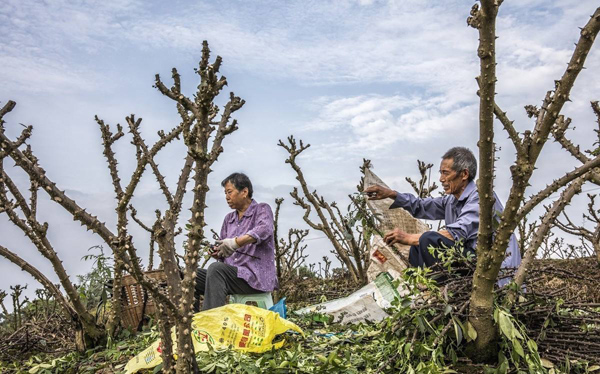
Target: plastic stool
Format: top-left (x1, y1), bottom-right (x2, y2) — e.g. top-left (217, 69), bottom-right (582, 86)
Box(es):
top-left (229, 292), bottom-right (273, 309)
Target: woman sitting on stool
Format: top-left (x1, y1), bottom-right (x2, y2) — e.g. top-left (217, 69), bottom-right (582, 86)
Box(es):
top-left (194, 172), bottom-right (278, 311)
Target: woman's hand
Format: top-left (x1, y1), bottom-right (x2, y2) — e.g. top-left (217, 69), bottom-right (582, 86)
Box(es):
top-left (215, 238), bottom-right (240, 258)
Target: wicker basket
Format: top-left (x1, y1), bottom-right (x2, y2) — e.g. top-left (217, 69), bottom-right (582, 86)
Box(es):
top-left (120, 270), bottom-right (167, 330)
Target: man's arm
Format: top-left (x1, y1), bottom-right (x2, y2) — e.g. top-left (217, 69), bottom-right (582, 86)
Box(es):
top-left (444, 197), bottom-right (479, 244)
top-left (384, 228), bottom-right (454, 246)
top-left (437, 229), bottom-right (454, 241)
top-left (383, 229), bottom-right (420, 246)
top-left (365, 185), bottom-right (446, 220)
top-left (364, 185), bottom-right (397, 200)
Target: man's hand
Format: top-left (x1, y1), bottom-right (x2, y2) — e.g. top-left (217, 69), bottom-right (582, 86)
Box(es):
top-left (215, 238), bottom-right (240, 258)
top-left (364, 185), bottom-right (397, 200)
top-left (384, 228), bottom-right (420, 246)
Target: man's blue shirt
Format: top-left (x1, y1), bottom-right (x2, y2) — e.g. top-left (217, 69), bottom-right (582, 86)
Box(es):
top-left (390, 180), bottom-right (522, 278)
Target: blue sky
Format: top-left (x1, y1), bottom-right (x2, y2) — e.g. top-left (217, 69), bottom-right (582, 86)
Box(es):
top-left (1, 0), bottom-right (600, 304)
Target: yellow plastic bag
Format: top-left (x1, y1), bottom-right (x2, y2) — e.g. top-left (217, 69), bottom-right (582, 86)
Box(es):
top-left (125, 304), bottom-right (303, 374)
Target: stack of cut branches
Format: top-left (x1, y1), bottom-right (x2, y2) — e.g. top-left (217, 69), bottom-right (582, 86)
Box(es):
top-left (514, 262), bottom-right (600, 364)
top-left (517, 299), bottom-right (600, 363)
top-left (389, 257), bottom-right (600, 367)
top-left (0, 312), bottom-right (75, 362)
top-left (281, 273), bottom-right (358, 305)
top-left (529, 257), bottom-right (600, 302)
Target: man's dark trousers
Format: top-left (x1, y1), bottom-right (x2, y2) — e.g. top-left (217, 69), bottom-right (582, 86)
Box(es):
top-left (408, 231), bottom-right (463, 268)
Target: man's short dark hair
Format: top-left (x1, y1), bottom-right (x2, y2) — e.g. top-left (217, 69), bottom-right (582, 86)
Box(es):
top-left (221, 172), bottom-right (253, 198)
top-left (442, 147), bottom-right (477, 182)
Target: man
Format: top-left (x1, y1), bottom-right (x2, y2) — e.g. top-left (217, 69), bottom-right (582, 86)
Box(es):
top-left (364, 147), bottom-right (520, 284)
top-left (194, 172), bottom-right (278, 311)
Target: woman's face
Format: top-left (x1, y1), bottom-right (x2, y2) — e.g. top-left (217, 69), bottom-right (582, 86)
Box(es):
top-left (224, 181), bottom-right (248, 210)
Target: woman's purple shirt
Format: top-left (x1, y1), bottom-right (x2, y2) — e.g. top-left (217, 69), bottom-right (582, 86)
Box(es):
top-left (220, 200), bottom-right (278, 291)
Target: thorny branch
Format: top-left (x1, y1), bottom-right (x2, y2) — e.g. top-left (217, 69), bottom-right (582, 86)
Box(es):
top-left (278, 135), bottom-right (368, 284)
top-left (273, 198), bottom-right (310, 283)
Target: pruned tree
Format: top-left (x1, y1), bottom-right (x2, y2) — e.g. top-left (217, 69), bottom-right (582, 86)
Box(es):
top-left (405, 160), bottom-right (439, 199)
top-left (10, 285), bottom-right (28, 331)
top-left (554, 192), bottom-right (600, 263)
top-left (0, 40), bottom-right (244, 373)
top-left (515, 215), bottom-right (538, 257)
top-left (515, 209), bottom-right (586, 260)
top-left (129, 207), bottom-right (164, 271)
top-left (33, 287), bottom-right (57, 319)
top-left (552, 101), bottom-right (600, 265)
top-left (273, 198), bottom-right (309, 284)
top-left (319, 256), bottom-right (332, 278)
top-left (467, 1), bottom-right (600, 361)
top-left (278, 136), bottom-right (371, 284)
top-left (0, 138), bottom-right (106, 349)
top-left (0, 290), bottom-right (8, 323)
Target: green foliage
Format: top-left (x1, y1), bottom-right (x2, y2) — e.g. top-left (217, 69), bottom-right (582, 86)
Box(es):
top-left (346, 192), bottom-right (384, 240)
top-left (427, 239), bottom-right (475, 270)
top-left (295, 265), bottom-right (319, 279)
top-left (77, 245), bottom-right (113, 310)
top-left (492, 307), bottom-right (545, 374)
top-left (3, 245), bottom-right (595, 373)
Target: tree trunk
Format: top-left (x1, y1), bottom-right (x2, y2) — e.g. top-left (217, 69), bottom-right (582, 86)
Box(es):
top-left (106, 260), bottom-right (124, 338)
top-left (468, 0), bottom-right (501, 362)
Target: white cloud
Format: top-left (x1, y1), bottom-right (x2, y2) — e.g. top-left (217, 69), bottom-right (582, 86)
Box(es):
top-left (2, 0), bottom-right (596, 94)
top-left (95, 1), bottom-right (480, 86)
top-left (0, 0), bottom-right (143, 93)
top-left (305, 93), bottom-right (477, 152)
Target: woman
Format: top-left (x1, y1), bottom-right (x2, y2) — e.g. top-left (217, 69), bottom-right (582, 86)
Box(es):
top-left (194, 172), bottom-right (278, 311)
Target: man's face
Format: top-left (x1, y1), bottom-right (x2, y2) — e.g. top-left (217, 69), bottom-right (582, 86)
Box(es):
top-left (224, 181), bottom-right (248, 210)
top-left (439, 158), bottom-right (469, 198)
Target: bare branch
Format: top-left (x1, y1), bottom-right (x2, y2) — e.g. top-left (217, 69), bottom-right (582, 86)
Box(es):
top-left (529, 8), bottom-right (600, 163)
top-left (405, 160), bottom-right (439, 198)
top-left (279, 135), bottom-right (363, 283)
top-left (129, 205), bottom-right (153, 233)
top-left (96, 116), bottom-right (125, 199)
top-left (0, 244), bottom-right (75, 318)
top-left (0, 172), bottom-right (103, 339)
top-left (171, 154), bottom-right (194, 219)
top-left (555, 209), bottom-right (590, 238)
top-left (506, 174), bottom-right (587, 306)
top-left (154, 71), bottom-right (198, 118)
top-left (551, 113), bottom-right (600, 185)
top-left (209, 93), bottom-right (245, 163)
top-left (289, 187), bottom-right (323, 231)
top-left (0, 100), bottom-right (17, 128)
top-left (127, 115), bottom-right (174, 207)
top-left (517, 154), bottom-right (600, 220)
top-left (1, 131), bottom-right (120, 247)
top-left (476, 77), bottom-right (524, 155)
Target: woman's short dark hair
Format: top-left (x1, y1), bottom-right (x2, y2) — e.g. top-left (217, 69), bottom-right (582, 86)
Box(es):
top-left (221, 172), bottom-right (253, 198)
top-left (442, 147), bottom-right (477, 182)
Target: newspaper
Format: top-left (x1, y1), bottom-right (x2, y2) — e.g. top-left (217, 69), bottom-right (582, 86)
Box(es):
top-left (363, 166), bottom-right (429, 282)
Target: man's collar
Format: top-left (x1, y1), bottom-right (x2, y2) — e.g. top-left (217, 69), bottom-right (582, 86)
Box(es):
top-left (227, 200), bottom-right (257, 223)
top-left (458, 180), bottom-right (476, 202)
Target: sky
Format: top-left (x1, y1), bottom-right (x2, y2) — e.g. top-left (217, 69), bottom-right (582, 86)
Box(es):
top-left (1, 0), bottom-right (600, 308)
